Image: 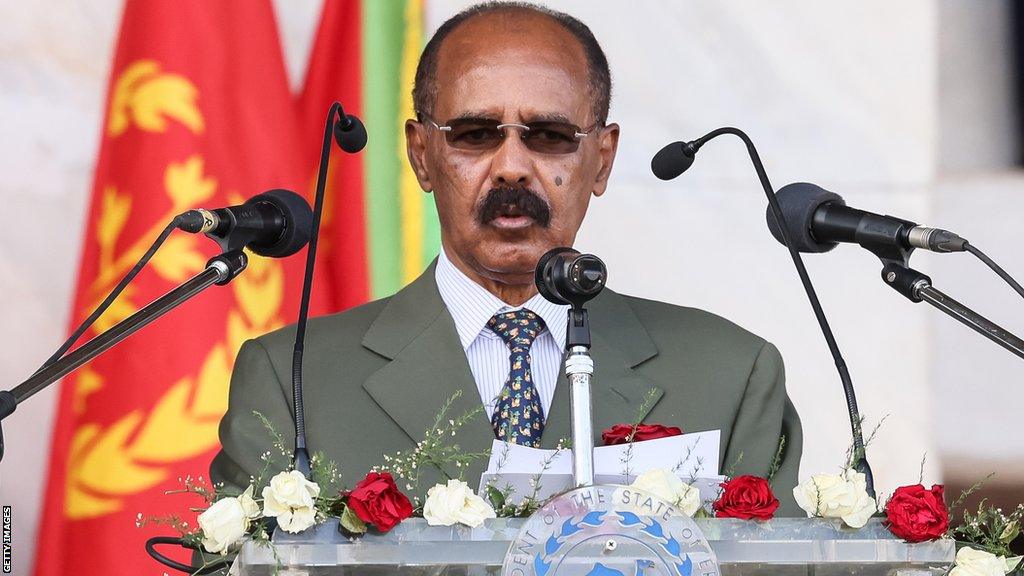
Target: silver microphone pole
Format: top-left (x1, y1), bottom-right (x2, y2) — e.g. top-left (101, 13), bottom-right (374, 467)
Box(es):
top-left (565, 324), bottom-right (596, 486)
top-left (535, 248), bottom-right (607, 488)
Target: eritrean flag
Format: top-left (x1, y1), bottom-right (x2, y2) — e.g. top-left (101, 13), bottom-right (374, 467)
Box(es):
top-left (34, 1), bottom-right (435, 574)
top-left (301, 0), bottom-right (440, 307)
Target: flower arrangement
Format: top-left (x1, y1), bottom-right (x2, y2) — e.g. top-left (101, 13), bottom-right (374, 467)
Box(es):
top-left (783, 419), bottom-right (1023, 575)
top-left (144, 392), bottom-right (493, 573)
top-left (149, 399), bottom-right (1021, 576)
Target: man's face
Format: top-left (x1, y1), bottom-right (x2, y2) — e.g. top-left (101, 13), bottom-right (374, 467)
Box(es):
top-left (406, 12), bottom-right (619, 289)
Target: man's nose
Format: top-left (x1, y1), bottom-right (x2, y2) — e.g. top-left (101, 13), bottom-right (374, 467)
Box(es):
top-left (490, 130), bottom-right (533, 186)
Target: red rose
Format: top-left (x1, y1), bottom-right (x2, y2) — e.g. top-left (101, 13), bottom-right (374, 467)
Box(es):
top-left (712, 475), bottom-right (780, 521)
top-left (602, 423), bottom-right (683, 445)
top-left (347, 472), bottom-right (413, 532)
top-left (884, 484), bottom-right (949, 542)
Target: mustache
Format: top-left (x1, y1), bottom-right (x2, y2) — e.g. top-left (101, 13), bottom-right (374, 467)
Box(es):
top-left (476, 186), bottom-right (552, 227)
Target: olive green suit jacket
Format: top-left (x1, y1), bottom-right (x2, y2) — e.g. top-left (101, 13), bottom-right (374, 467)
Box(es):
top-left (209, 262), bottom-right (803, 515)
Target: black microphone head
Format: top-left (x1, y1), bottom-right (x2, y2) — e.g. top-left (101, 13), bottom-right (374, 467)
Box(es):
top-left (651, 141), bottom-right (696, 181)
top-left (535, 248), bottom-right (574, 305)
top-left (334, 114), bottom-right (368, 153)
top-left (766, 182), bottom-right (845, 253)
top-left (535, 247), bottom-right (606, 308)
top-left (246, 189), bottom-right (313, 257)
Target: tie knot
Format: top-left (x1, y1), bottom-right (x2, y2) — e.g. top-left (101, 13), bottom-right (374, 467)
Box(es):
top-left (486, 308), bottom-right (545, 351)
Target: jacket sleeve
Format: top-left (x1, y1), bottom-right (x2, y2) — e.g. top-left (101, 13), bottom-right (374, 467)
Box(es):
top-left (723, 341), bottom-right (804, 516)
top-left (191, 340), bottom-right (297, 573)
top-left (209, 338), bottom-right (295, 495)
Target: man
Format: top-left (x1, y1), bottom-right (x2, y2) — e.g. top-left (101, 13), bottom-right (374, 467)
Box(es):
top-left (211, 1), bottom-right (802, 514)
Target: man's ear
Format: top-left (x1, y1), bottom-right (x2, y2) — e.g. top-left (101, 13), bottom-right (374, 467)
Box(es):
top-left (592, 122), bottom-right (620, 197)
top-left (405, 119), bottom-right (433, 192)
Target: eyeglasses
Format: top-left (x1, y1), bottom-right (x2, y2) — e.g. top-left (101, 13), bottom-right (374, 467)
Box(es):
top-left (420, 114), bottom-right (601, 154)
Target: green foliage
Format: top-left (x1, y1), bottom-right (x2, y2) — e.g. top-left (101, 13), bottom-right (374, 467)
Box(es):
top-left (845, 414), bottom-right (887, 472)
top-left (767, 436), bottom-right (786, 485)
top-left (339, 504), bottom-right (368, 536)
top-left (310, 452), bottom-right (342, 502)
top-left (254, 410), bottom-right (289, 462)
top-left (620, 387), bottom-right (661, 478)
top-left (952, 497), bottom-right (1024, 559)
top-left (375, 390), bottom-right (489, 495)
top-left (484, 438), bottom-right (569, 517)
top-left (720, 451), bottom-right (742, 479)
top-left (692, 507), bottom-right (714, 519)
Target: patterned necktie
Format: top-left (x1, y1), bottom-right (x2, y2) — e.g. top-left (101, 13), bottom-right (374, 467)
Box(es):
top-left (487, 309), bottom-right (546, 447)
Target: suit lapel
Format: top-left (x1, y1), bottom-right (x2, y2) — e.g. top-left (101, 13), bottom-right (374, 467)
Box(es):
top-left (361, 262), bottom-right (493, 480)
top-left (541, 290), bottom-right (665, 449)
top-left (360, 263), bottom-right (667, 475)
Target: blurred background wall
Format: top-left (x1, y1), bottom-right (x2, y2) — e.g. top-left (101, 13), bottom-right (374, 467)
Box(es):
top-left (1, 1), bottom-right (1021, 573)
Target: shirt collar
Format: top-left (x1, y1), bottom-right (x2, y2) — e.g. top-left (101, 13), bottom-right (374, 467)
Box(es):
top-left (435, 248), bottom-right (569, 351)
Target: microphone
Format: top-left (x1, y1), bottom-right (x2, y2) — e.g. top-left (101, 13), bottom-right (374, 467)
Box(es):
top-left (651, 140), bottom-right (700, 181)
top-left (535, 247), bottom-right (607, 309)
top-left (177, 189), bottom-right (313, 257)
top-left (766, 182), bottom-right (968, 255)
top-left (333, 112), bottom-right (368, 153)
top-left (652, 127), bottom-right (876, 498)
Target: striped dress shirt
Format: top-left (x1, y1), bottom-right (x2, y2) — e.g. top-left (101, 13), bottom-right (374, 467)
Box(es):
top-left (434, 250), bottom-right (568, 421)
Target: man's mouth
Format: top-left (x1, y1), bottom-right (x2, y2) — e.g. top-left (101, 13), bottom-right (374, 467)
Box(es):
top-left (489, 204), bottom-right (535, 230)
top-left (476, 186), bottom-right (552, 229)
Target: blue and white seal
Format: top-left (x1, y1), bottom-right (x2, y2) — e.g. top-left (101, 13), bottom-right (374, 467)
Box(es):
top-left (502, 485), bottom-right (719, 576)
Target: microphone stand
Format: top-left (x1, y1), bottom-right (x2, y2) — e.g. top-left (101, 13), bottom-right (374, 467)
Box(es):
top-left (289, 101), bottom-right (366, 476)
top-left (536, 248), bottom-right (606, 487)
top-left (882, 263), bottom-right (1024, 360)
top-left (0, 250), bottom-right (248, 461)
top-left (687, 127), bottom-right (875, 497)
top-left (564, 307), bottom-right (595, 487)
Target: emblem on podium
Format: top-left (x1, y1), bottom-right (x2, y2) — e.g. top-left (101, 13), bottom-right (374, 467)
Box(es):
top-left (503, 485), bottom-right (720, 576)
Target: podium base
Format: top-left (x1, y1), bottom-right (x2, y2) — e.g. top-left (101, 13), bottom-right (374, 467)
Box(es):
top-left (234, 517), bottom-right (954, 576)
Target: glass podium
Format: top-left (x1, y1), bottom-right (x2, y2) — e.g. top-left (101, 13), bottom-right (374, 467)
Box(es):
top-left (234, 485), bottom-right (954, 576)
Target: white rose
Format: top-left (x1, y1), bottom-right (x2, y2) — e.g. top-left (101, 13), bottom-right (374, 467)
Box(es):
top-left (198, 485), bottom-right (259, 554)
top-left (950, 547), bottom-right (1009, 576)
top-left (423, 479), bottom-right (496, 527)
top-left (631, 468), bottom-right (703, 517)
top-left (237, 484), bottom-right (260, 519)
top-left (793, 469), bottom-right (877, 528)
top-left (262, 470), bottom-right (321, 533)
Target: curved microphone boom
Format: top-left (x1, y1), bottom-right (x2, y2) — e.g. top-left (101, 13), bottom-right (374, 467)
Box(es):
top-left (652, 127), bottom-right (876, 497)
top-left (290, 102), bottom-right (367, 476)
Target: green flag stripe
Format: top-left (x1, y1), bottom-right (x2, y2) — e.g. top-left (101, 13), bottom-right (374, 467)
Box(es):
top-left (363, 0), bottom-right (406, 298)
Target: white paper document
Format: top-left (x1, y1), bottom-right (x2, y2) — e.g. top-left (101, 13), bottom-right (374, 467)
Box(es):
top-left (484, 429), bottom-right (722, 481)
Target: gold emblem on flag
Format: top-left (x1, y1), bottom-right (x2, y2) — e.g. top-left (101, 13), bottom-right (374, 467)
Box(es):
top-left (65, 62), bottom-right (286, 519)
top-left (107, 60), bottom-right (205, 137)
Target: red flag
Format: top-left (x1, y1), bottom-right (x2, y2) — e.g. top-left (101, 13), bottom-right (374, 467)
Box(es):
top-left (300, 0), bottom-right (439, 302)
top-left (298, 0), bottom-right (370, 308)
top-left (34, 1), bottom-right (320, 573)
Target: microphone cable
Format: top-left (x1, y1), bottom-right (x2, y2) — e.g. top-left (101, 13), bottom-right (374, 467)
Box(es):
top-left (36, 215), bottom-right (184, 371)
top-left (964, 243), bottom-right (1024, 301)
top-left (145, 536), bottom-right (232, 575)
top-left (1, 217), bottom-right (181, 463)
